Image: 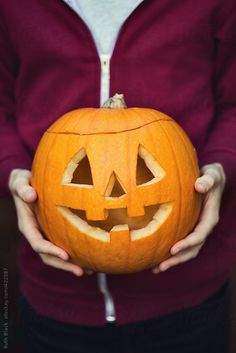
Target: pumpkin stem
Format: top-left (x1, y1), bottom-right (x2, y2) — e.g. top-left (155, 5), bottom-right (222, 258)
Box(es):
top-left (102, 93), bottom-right (127, 109)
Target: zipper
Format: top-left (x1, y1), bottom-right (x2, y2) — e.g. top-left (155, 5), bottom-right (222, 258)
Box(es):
top-left (62, 1), bottom-right (116, 324)
top-left (99, 54), bottom-right (111, 106)
top-left (61, 0), bottom-right (146, 324)
top-left (98, 55), bottom-right (116, 323)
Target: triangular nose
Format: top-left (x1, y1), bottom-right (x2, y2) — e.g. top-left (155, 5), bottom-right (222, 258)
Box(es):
top-left (105, 172), bottom-right (126, 197)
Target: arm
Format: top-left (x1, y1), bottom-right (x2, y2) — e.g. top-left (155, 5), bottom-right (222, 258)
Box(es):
top-left (0, 22), bottom-right (31, 196)
top-left (199, 1), bottom-right (236, 189)
top-left (153, 1), bottom-right (236, 272)
top-left (0, 20), bottom-right (85, 276)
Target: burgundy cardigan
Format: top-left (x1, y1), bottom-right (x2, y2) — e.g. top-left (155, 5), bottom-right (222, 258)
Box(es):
top-left (0, 0), bottom-right (236, 325)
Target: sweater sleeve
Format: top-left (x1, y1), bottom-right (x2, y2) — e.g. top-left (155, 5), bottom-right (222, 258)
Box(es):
top-left (199, 2), bottom-right (236, 189)
top-left (0, 24), bottom-right (32, 197)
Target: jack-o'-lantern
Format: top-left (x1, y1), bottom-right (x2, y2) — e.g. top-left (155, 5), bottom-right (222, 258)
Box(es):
top-left (31, 94), bottom-right (201, 274)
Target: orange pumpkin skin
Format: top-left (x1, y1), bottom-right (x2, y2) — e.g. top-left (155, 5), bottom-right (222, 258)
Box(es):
top-left (31, 105), bottom-right (201, 274)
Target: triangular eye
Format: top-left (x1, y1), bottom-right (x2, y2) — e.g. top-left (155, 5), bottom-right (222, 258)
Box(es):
top-left (62, 148), bottom-right (93, 186)
top-left (71, 154), bottom-right (93, 185)
top-left (105, 172), bottom-right (126, 197)
top-left (136, 155), bottom-right (155, 185)
top-left (136, 145), bottom-right (165, 186)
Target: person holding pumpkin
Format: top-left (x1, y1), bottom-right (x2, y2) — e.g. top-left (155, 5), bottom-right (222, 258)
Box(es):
top-left (1, 0), bottom-right (236, 352)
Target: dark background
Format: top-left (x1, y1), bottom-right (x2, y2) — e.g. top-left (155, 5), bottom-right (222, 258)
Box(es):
top-left (0, 198), bottom-right (236, 352)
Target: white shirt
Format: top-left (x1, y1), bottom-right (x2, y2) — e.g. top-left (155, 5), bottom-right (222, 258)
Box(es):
top-left (63, 0), bottom-right (143, 105)
top-left (63, 0), bottom-right (143, 55)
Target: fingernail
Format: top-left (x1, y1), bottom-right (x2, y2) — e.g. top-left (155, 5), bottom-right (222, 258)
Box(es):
top-left (23, 189), bottom-right (35, 200)
top-left (172, 247), bottom-right (180, 254)
top-left (152, 267), bottom-right (160, 274)
top-left (73, 269), bottom-right (83, 276)
top-left (197, 182), bottom-right (208, 192)
top-left (60, 253), bottom-right (69, 261)
top-left (22, 190), bottom-right (30, 198)
top-left (160, 265), bottom-right (169, 272)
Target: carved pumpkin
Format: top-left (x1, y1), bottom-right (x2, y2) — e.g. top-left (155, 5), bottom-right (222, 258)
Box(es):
top-left (32, 94), bottom-right (201, 274)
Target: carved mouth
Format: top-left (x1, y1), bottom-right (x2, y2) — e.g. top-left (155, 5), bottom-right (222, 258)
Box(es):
top-left (58, 202), bottom-right (173, 242)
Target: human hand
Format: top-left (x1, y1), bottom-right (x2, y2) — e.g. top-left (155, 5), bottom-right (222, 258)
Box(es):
top-left (152, 163), bottom-right (226, 274)
top-left (8, 169), bottom-right (85, 276)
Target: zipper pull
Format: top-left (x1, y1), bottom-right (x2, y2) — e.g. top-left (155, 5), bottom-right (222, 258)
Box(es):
top-left (97, 272), bottom-right (116, 324)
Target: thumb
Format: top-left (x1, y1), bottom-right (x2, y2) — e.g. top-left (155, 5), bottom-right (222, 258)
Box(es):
top-left (195, 165), bottom-right (221, 193)
top-left (10, 169), bottom-right (37, 203)
top-left (17, 184), bottom-right (37, 203)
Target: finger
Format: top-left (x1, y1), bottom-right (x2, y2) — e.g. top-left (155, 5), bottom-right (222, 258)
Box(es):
top-left (171, 194), bottom-right (219, 254)
top-left (40, 254), bottom-right (83, 276)
top-left (152, 266), bottom-right (160, 274)
top-left (201, 163), bottom-right (225, 182)
top-left (35, 239), bottom-right (69, 260)
top-left (171, 230), bottom-right (206, 255)
top-left (14, 197), bottom-right (69, 260)
top-left (195, 174), bottom-right (215, 193)
top-left (17, 184), bottom-right (37, 203)
top-left (153, 246), bottom-right (201, 273)
top-left (11, 171), bottom-right (37, 203)
top-left (195, 166), bottom-right (223, 193)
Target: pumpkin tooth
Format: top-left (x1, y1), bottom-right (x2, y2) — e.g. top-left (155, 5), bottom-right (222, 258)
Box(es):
top-left (111, 225), bottom-right (129, 232)
top-left (130, 203), bottom-right (173, 240)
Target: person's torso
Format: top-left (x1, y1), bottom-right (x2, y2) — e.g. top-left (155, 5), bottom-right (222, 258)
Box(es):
top-left (1, 0), bottom-right (235, 325)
